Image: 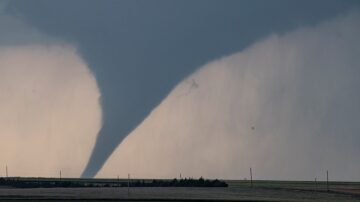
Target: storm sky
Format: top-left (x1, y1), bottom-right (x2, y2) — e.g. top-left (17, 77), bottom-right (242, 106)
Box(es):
top-left (99, 10), bottom-right (360, 181)
top-left (0, 0), bottom-right (359, 179)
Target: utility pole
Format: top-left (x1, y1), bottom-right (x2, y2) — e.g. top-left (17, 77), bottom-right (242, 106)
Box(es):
top-left (250, 167), bottom-right (253, 188)
top-left (59, 170), bottom-right (62, 181)
top-left (5, 165), bottom-right (8, 178)
top-left (315, 178), bottom-right (317, 190)
top-left (180, 173), bottom-right (182, 179)
top-left (117, 175), bottom-right (120, 187)
top-left (128, 174), bottom-right (130, 196)
top-left (326, 170), bottom-right (329, 192)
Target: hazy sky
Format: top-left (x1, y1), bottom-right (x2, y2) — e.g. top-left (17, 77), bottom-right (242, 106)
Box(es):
top-left (1, 0), bottom-right (359, 178)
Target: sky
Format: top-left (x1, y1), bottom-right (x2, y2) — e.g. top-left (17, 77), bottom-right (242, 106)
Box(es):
top-left (0, 0), bottom-right (359, 179)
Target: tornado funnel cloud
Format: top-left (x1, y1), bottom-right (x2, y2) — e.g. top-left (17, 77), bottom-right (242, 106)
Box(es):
top-left (82, 123), bottom-right (120, 178)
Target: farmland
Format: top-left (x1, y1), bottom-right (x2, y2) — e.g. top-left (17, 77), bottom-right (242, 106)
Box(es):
top-left (0, 178), bottom-right (359, 201)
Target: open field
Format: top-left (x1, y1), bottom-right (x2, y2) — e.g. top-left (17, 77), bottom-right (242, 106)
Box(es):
top-left (0, 179), bottom-right (359, 201)
top-left (227, 180), bottom-right (360, 195)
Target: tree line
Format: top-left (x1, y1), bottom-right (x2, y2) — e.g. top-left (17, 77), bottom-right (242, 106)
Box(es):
top-left (0, 177), bottom-right (228, 188)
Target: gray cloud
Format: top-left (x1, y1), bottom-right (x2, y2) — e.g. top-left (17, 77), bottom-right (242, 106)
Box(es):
top-left (99, 10), bottom-right (360, 181)
top-left (0, 0), bottom-right (8, 14)
top-left (4, 0), bottom-right (360, 178)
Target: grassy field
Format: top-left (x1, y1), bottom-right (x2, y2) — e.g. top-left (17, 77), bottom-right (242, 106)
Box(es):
top-left (0, 178), bottom-right (359, 201)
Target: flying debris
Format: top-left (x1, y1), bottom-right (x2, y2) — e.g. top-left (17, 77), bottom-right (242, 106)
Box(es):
top-left (190, 79), bottom-right (199, 89)
top-left (177, 78), bottom-right (199, 97)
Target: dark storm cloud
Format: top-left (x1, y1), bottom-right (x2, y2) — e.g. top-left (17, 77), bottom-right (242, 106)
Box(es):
top-left (6, 0), bottom-right (359, 177)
